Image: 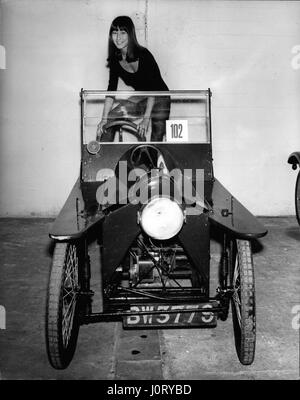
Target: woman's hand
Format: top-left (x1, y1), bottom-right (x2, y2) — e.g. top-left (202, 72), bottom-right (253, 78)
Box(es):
top-left (96, 119), bottom-right (108, 141)
top-left (138, 117), bottom-right (150, 139)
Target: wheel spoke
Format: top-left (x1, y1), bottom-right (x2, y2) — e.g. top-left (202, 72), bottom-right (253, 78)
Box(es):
top-left (62, 295), bottom-right (77, 347)
top-left (232, 291), bottom-right (241, 306)
top-left (232, 251), bottom-right (242, 327)
top-left (61, 244), bottom-right (79, 348)
top-left (65, 246), bottom-right (78, 288)
top-left (232, 291), bottom-right (242, 327)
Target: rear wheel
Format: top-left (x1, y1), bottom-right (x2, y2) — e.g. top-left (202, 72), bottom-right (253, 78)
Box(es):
top-left (230, 239), bottom-right (256, 365)
top-left (45, 242), bottom-right (83, 369)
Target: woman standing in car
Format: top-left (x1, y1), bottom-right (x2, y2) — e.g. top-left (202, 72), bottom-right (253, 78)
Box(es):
top-left (97, 15), bottom-right (170, 142)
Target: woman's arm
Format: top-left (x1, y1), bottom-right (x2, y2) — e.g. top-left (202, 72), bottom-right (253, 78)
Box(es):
top-left (96, 63), bottom-right (118, 140)
top-left (138, 96), bottom-right (155, 138)
top-left (144, 96), bottom-right (155, 119)
top-left (96, 96), bottom-right (114, 140)
top-left (142, 48), bottom-right (168, 90)
top-left (102, 96), bottom-right (115, 120)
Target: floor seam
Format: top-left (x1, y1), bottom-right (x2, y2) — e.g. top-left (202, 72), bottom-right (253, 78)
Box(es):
top-left (109, 322), bottom-right (121, 380)
top-left (158, 329), bottom-right (172, 380)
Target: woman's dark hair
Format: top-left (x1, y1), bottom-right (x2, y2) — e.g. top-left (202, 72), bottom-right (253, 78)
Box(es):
top-left (107, 16), bottom-right (144, 66)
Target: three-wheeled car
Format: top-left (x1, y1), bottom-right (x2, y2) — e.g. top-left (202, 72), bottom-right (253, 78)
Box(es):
top-left (288, 152), bottom-right (300, 225)
top-left (46, 89), bottom-right (267, 369)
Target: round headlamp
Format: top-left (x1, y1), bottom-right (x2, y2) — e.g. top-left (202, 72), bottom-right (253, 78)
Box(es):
top-left (139, 197), bottom-right (184, 240)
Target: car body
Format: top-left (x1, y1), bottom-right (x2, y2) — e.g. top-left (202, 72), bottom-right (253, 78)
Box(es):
top-left (45, 89), bottom-right (267, 369)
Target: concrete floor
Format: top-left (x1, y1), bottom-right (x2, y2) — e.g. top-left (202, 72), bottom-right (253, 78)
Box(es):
top-left (0, 217), bottom-right (299, 380)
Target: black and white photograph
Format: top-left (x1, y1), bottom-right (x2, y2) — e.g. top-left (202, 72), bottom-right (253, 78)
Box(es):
top-left (0, 0), bottom-right (299, 383)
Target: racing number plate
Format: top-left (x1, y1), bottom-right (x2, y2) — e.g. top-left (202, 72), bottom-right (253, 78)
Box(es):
top-left (123, 303), bottom-right (217, 329)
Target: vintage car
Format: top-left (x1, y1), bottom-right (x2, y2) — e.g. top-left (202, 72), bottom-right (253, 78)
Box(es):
top-left (287, 152), bottom-right (300, 225)
top-left (45, 89), bottom-right (267, 369)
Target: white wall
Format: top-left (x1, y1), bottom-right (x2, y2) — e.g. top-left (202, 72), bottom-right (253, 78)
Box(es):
top-left (0, 0), bottom-right (299, 216)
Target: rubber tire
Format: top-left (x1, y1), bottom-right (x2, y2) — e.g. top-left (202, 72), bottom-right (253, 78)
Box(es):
top-left (218, 243), bottom-right (230, 321)
top-left (45, 242), bottom-right (81, 369)
top-left (295, 170), bottom-right (300, 225)
top-left (231, 239), bottom-right (256, 365)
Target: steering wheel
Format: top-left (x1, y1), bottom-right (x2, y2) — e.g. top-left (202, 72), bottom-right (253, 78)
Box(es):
top-left (101, 119), bottom-right (145, 142)
top-left (130, 145), bottom-right (160, 170)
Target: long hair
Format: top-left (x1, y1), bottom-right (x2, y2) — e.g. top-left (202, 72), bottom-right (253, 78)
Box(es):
top-left (107, 16), bottom-right (144, 66)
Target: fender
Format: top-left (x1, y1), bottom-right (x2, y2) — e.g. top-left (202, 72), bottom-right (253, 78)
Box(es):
top-left (288, 151), bottom-right (300, 169)
top-left (49, 178), bottom-right (105, 241)
top-left (208, 178), bottom-right (267, 239)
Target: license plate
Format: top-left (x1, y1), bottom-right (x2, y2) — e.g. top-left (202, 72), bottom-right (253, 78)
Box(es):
top-left (123, 303), bottom-right (217, 328)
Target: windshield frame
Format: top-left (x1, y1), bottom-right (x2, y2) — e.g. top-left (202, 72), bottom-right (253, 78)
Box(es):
top-left (80, 89), bottom-right (212, 146)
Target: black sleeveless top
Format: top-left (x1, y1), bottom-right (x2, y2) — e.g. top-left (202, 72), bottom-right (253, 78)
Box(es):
top-left (107, 48), bottom-right (169, 92)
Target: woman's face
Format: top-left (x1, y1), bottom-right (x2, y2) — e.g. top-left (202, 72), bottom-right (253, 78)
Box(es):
top-left (111, 28), bottom-right (128, 52)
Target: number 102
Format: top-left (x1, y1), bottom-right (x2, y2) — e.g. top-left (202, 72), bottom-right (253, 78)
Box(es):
top-left (170, 123), bottom-right (183, 138)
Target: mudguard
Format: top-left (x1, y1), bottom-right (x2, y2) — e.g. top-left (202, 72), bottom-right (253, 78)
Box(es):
top-left (208, 178), bottom-right (267, 239)
top-left (49, 178), bottom-right (105, 240)
top-left (288, 152), bottom-right (300, 169)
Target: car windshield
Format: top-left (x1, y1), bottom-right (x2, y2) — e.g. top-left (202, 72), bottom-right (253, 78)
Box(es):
top-left (82, 90), bottom-right (211, 144)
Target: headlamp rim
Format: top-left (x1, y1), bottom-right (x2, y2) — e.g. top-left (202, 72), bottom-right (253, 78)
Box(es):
top-left (139, 196), bottom-right (185, 240)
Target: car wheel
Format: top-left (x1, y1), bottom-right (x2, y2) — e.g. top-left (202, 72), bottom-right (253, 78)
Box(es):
top-left (230, 239), bottom-right (256, 365)
top-left (218, 235), bottom-right (230, 321)
top-left (45, 242), bottom-right (82, 369)
top-left (295, 170), bottom-right (300, 225)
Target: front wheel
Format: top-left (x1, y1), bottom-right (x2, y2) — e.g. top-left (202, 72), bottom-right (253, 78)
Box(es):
top-left (230, 239), bottom-right (256, 365)
top-left (45, 242), bottom-right (83, 369)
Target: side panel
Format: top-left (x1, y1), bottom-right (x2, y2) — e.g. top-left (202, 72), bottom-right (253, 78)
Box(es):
top-left (101, 203), bottom-right (141, 284)
top-left (178, 213), bottom-right (210, 297)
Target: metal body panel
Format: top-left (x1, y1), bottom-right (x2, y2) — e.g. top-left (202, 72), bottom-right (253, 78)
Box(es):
top-left (178, 213), bottom-right (210, 295)
top-left (81, 143), bottom-right (213, 183)
top-left (288, 151), bottom-right (300, 167)
top-left (101, 203), bottom-right (141, 283)
top-left (49, 178), bottom-right (104, 240)
top-left (208, 178), bottom-right (267, 239)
